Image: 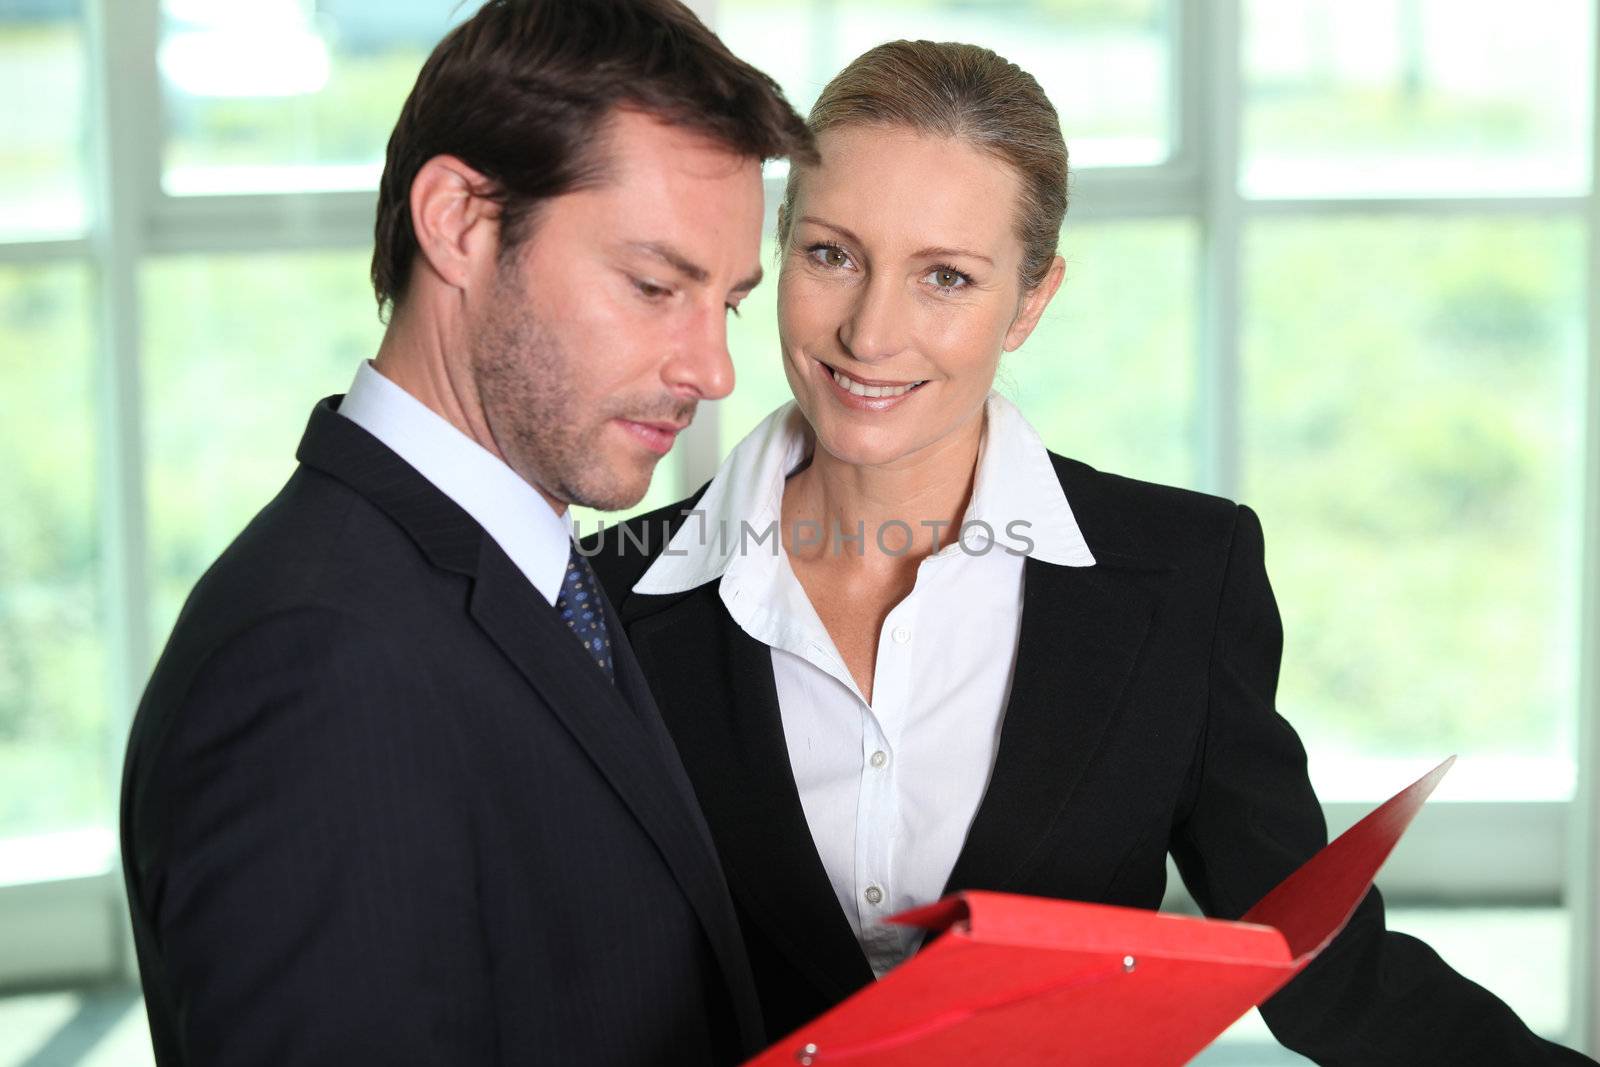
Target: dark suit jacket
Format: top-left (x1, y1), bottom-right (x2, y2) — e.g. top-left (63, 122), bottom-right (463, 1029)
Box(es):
top-left (586, 451), bottom-right (1592, 1066)
top-left (121, 398), bottom-right (765, 1066)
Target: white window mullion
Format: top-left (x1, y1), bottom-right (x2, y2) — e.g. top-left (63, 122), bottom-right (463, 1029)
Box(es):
top-left (149, 191), bottom-right (377, 256)
top-left (1195, 0), bottom-right (1242, 500)
top-left (1064, 167), bottom-right (1202, 220)
top-left (86, 0), bottom-right (162, 985)
top-left (1244, 195), bottom-right (1591, 218)
top-left (1570, 6), bottom-right (1600, 1052)
top-left (0, 238), bottom-right (93, 264)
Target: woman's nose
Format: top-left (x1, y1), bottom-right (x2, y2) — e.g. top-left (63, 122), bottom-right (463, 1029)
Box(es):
top-left (837, 275), bottom-right (910, 364)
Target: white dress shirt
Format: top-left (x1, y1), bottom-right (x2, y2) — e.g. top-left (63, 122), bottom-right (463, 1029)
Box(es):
top-left (635, 392), bottom-right (1095, 977)
top-left (337, 360), bottom-right (573, 606)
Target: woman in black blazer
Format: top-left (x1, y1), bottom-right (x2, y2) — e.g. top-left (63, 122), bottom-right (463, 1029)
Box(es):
top-left (586, 39), bottom-right (1588, 1065)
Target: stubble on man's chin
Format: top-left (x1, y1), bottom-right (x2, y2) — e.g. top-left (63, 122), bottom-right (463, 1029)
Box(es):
top-left (469, 294), bottom-right (655, 513)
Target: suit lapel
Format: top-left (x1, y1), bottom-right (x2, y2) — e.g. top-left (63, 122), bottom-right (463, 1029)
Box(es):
top-left (613, 538), bottom-right (1173, 1001)
top-left (942, 554), bottom-right (1170, 896)
top-left (605, 584), bottom-right (731, 867)
top-left (623, 587), bottom-right (878, 1005)
top-left (469, 547), bottom-right (764, 1046)
top-left (297, 399), bottom-right (762, 1049)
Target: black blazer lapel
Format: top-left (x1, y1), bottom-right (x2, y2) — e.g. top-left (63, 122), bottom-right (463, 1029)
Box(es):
top-left (623, 586), bottom-right (877, 1005)
top-left (942, 553), bottom-right (1172, 897)
top-left (468, 549), bottom-right (762, 1049)
top-left (296, 398), bottom-right (762, 1048)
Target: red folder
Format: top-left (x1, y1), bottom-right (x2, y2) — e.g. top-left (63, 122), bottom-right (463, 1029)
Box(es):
top-left (746, 757), bottom-right (1455, 1067)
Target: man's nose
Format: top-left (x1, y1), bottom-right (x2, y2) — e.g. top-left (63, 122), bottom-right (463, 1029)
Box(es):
top-left (663, 304), bottom-right (736, 401)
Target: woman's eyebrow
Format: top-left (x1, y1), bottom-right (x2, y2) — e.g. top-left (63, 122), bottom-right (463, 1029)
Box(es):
top-left (797, 217), bottom-right (992, 266)
top-left (914, 245), bottom-right (994, 266)
top-left (797, 216), bottom-right (860, 245)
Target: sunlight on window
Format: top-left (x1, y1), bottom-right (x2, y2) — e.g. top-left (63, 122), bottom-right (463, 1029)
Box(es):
top-left (719, 0), bottom-right (1172, 167)
top-left (1243, 217), bottom-right (1586, 800)
top-left (0, 6), bottom-right (87, 237)
top-left (1242, 0), bottom-right (1594, 196)
top-left (159, 0), bottom-right (480, 195)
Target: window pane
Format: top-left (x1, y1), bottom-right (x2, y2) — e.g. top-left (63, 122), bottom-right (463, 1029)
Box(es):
top-left (160, 1), bottom-right (476, 196)
top-left (1242, 217), bottom-right (1585, 799)
top-left (142, 251), bottom-right (383, 640)
top-left (0, 3), bottom-right (87, 237)
top-left (1242, 0), bottom-right (1595, 197)
top-left (0, 264), bottom-right (106, 837)
top-left (1198, 908), bottom-right (1570, 1055)
top-left (1002, 218), bottom-right (1195, 487)
top-left (720, 222), bottom-right (1196, 491)
top-left (719, 0), bottom-right (1173, 168)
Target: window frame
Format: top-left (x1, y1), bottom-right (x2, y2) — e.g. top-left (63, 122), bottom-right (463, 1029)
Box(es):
top-left (0, 2), bottom-right (1591, 1052)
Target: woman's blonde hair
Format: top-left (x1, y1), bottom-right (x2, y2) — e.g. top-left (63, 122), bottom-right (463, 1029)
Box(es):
top-left (777, 39), bottom-right (1068, 291)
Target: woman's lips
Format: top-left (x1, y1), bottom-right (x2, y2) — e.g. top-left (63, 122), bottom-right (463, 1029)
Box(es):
top-left (817, 358), bottom-right (926, 412)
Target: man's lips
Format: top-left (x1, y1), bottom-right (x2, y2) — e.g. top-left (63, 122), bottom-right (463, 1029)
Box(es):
top-left (623, 418), bottom-right (688, 434)
top-left (615, 417), bottom-right (687, 456)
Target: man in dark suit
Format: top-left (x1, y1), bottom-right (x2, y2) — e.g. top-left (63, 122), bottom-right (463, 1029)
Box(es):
top-left (120, 2), bottom-right (812, 1063)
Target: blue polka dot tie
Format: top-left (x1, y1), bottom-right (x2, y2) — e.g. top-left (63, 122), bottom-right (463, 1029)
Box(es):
top-left (557, 546), bottom-right (614, 684)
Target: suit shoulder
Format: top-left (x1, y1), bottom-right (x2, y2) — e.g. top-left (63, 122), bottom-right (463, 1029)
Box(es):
top-left (159, 466), bottom-right (457, 675)
top-left (1048, 453), bottom-right (1248, 567)
top-left (134, 475), bottom-right (470, 784)
top-left (581, 484), bottom-right (709, 601)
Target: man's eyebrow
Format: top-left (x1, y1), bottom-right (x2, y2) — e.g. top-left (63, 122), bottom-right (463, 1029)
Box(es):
top-left (731, 266), bottom-right (763, 294)
top-left (626, 241), bottom-right (762, 294)
top-left (797, 217), bottom-right (994, 266)
top-left (627, 241), bottom-right (709, 283)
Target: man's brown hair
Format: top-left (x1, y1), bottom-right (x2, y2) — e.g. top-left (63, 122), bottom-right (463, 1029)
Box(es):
top-left (372, 0), bottom-right (814, 317)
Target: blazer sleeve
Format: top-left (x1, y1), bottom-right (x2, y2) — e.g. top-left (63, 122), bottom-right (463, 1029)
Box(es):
top-left (1168, 505), bottom-right (1591, 1066)
top-left (125, 606), bottom-right (497, 1066)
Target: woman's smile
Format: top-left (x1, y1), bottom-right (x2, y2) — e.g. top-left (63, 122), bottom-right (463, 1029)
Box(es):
top-left (816, 357), bottom-right (928, 411)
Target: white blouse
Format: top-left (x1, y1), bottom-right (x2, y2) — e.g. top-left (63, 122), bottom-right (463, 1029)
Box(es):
top-left (634, 393), bottom-right (1095, 976)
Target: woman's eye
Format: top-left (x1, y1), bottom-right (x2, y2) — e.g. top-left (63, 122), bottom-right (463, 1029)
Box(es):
top-left (927, 267), bottom-right (968, 290)
top-left (808, 244), bottom-right (851, 269)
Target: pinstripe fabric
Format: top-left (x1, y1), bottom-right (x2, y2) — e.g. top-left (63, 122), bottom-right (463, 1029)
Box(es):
top-left (122, 398), bottom-right (763, 1066)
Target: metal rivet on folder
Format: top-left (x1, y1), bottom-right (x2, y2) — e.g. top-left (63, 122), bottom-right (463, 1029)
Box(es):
top-left (1122, 955), bottom-right (1137, 973)
top-left (796, 1042), bottom-right (819, 1065)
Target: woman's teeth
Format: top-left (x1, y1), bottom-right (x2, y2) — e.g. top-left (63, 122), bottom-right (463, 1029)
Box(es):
top-left (830, 368), bottom-right (925, 399)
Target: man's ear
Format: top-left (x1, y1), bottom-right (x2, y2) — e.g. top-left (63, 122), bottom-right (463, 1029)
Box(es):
top-left (409, 155), bottom-right (500, 293)
top-left (1004, 254), bottom-right (1066, 352)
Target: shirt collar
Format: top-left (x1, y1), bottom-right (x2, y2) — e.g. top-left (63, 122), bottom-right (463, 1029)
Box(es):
top-left (633, 391), bottom-right (1094, 597)
top-left (969, 391), bottom-right (1098, 567)
top-left (337, 360), bottom-right (573, 606)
